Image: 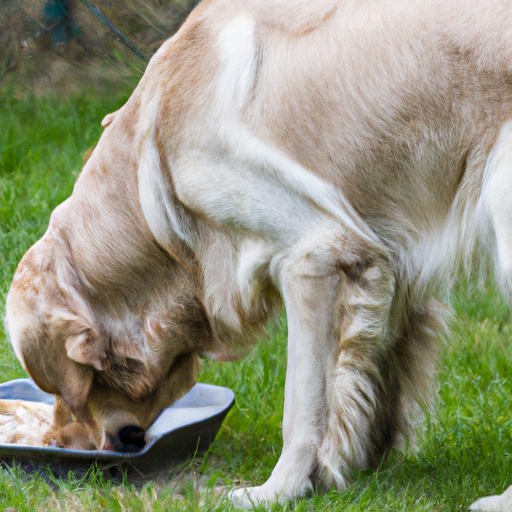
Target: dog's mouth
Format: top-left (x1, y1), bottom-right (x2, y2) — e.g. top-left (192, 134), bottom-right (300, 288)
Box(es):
top-left (102, 425), bottom-right (146, 452)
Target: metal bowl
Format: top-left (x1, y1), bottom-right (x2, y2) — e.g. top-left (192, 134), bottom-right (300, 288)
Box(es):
top-left (0, 378), bottom-right (234, 477)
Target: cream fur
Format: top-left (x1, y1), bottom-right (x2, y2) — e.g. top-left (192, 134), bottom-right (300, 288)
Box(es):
top-left (471, 486), bottom-right (512, 512)
top-left (5, 0), bottom-right (512, 506)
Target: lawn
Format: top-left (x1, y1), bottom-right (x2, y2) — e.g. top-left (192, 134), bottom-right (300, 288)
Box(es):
top-left (0, 90), bottom-right (511, 511)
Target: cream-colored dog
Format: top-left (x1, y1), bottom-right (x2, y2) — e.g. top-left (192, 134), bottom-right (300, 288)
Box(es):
top-left (5, 0), bottom-right (512, 506)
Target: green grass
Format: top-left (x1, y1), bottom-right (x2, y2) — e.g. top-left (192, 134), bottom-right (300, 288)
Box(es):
top-left (1, 91), bottom-right (512, 510)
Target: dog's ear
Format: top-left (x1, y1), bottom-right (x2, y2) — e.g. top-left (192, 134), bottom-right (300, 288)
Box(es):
top-left (19, 313), bottom-right (98, 415)
top-left (62, 317), bottom-right (103, 372)
top-left (23, 347), bottom-right (94, 416)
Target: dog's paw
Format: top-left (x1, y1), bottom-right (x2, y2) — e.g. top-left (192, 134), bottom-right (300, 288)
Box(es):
top-left (228, 483), bottom-right (306, 509)
top-left (470, 485), bottom-right (512, 512)
top-left (228, 478), bottom-right (313, 509)
top-left (228, 486), bottom-right (275, 509)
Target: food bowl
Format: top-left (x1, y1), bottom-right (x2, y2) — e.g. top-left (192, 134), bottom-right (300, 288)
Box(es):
top-left (0, 378), bottom-right (234, 477)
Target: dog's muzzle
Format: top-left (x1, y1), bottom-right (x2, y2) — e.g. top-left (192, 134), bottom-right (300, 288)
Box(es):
top-left (102, 425), bottom-right (146, 452)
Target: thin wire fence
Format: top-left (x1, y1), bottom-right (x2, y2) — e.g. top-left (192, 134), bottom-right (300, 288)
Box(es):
top-left (0, 0), bottom-right (199, 95)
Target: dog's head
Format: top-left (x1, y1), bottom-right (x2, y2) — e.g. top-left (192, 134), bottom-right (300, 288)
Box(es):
top-left (5, 223), bottom-right (210, 451)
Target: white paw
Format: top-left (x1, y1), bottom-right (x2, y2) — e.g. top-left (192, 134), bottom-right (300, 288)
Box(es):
top-left (228, 486), bottom-right (279, 509)
top-left (470, 485), bottom-right (512, 512)
top-left (228, 480), bottom-right (312, 509)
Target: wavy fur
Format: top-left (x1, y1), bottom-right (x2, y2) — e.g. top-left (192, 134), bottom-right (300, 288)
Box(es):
top-left (6, 0), bottom-right (512, 505)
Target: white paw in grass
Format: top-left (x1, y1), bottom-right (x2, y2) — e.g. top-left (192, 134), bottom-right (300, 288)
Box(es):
top-left (470, 485), bottom-right (512, 512)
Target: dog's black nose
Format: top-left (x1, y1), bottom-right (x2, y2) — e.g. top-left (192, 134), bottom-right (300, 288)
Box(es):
top-left (117, 425), bottom-right (146, 452)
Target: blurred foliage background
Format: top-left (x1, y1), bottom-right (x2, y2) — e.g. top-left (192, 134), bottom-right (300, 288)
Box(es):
top-left (0, 0), bottom-right (200, 96)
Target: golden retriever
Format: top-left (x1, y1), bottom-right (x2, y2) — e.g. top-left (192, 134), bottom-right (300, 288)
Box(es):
top-left (5, 0), bottom-right (512, 506)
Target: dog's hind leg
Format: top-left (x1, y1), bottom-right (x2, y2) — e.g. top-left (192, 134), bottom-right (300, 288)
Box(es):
top-left (459, 122), bottom-right (512, 512)
top-left (480, 122), bottom-right (512, 297)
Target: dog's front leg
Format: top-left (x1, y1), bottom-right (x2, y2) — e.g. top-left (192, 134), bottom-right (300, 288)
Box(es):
top-left (230, 228), bottom-right (393, 507)
top-left (231, 248), bottom-right (339, 507)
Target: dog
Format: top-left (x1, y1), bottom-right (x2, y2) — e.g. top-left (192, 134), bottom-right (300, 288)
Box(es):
top-left (5, 0), bottom-right (512, 505)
